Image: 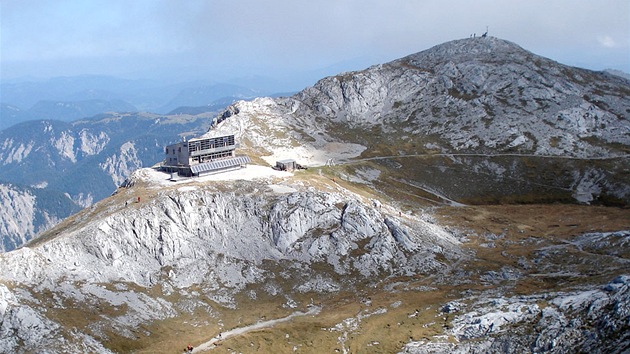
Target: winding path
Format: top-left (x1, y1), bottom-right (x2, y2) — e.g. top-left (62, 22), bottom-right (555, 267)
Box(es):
top-left (192, 306), bottom-right (321, 352)
top-left (349, 152), bottom-right (630, 162)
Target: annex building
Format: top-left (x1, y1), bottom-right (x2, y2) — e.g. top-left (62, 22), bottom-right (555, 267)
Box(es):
top-left (162, 134), bottom-right (250, 177)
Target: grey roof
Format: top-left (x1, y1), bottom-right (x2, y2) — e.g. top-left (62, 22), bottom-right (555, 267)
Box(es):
top-left (277, 159), bottom-right (296, 164)
top-left (190, 156), bottom-right (251, 174)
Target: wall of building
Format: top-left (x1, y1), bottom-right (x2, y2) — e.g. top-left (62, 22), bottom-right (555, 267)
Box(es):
top-left (164, 135), bottom-right (237, 168)
top-left (165, 142), bottom-right (191, 166)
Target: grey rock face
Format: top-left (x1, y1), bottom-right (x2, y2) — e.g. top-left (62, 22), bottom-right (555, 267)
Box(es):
top-left (0, 183), bottom-right (459, 287)
top-left (401, 275), bottom-right (630, 354)
top-left (0, 183), bottom-right (79, 252)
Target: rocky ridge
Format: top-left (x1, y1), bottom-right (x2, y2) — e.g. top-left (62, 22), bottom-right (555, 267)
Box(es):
top-left (402, 275), bottom-right (630, 353)
top-left (0, 168), bottom-right (463, 352)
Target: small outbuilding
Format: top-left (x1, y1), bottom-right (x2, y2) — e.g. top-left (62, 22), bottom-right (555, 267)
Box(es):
top-left (276, 159), bottom-right (297, 171)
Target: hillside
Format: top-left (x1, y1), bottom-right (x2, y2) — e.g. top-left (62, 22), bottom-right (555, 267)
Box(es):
top-left (0, 182), bottom-right (80, 251)
top-left (0, 36), bottom-right (629, 353)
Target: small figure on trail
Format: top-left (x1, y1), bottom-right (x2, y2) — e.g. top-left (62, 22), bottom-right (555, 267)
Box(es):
top-left (186, 344), bottom-right (193, 353)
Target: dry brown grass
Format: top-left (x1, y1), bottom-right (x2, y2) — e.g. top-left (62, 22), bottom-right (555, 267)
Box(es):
top-left (181, 288), bottom-right (456, 354)
top-left (434, 204), bottom-right (630, 292)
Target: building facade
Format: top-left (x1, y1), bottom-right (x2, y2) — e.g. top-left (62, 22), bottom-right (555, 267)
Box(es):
top-left (163, 134), bottom-right (250, 177)
top-left (275, 159), bottom-right (297, 171)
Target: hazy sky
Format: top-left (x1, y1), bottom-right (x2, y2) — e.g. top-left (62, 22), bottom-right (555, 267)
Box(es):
top-left (1, 0), bottom-right (629, 86)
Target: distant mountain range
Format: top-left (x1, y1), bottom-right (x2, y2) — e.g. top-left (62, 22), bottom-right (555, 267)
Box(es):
top-left (2, 99), bottom-right (137, 125)
top-left (0, 75), bottom-right (294, 130)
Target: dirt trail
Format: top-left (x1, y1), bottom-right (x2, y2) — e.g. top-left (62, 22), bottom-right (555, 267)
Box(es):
top-left (192, 306), bottom-right (321, 352)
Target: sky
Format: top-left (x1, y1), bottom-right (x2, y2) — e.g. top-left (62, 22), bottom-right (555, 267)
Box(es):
top-left (1, 0), bottom-right (629, 88)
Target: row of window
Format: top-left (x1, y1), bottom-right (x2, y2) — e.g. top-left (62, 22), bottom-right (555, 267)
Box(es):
top-left (167, 151), bottom-right (235, 166)
top-left (188, 135), bottom-right (235, 153)
top-left (165, 146), bottom-right (182, 154)
top-left (198, 151), bottom-right (234, 163)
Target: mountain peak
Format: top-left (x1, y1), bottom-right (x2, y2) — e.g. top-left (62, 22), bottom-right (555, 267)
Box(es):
top-left (398, 36), bottom-right (535, 67)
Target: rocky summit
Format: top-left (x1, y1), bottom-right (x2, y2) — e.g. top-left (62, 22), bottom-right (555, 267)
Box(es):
top-left (0, 37), bottom-right (629, 353)
top-left (224, 36), bottom-right (629, 158)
